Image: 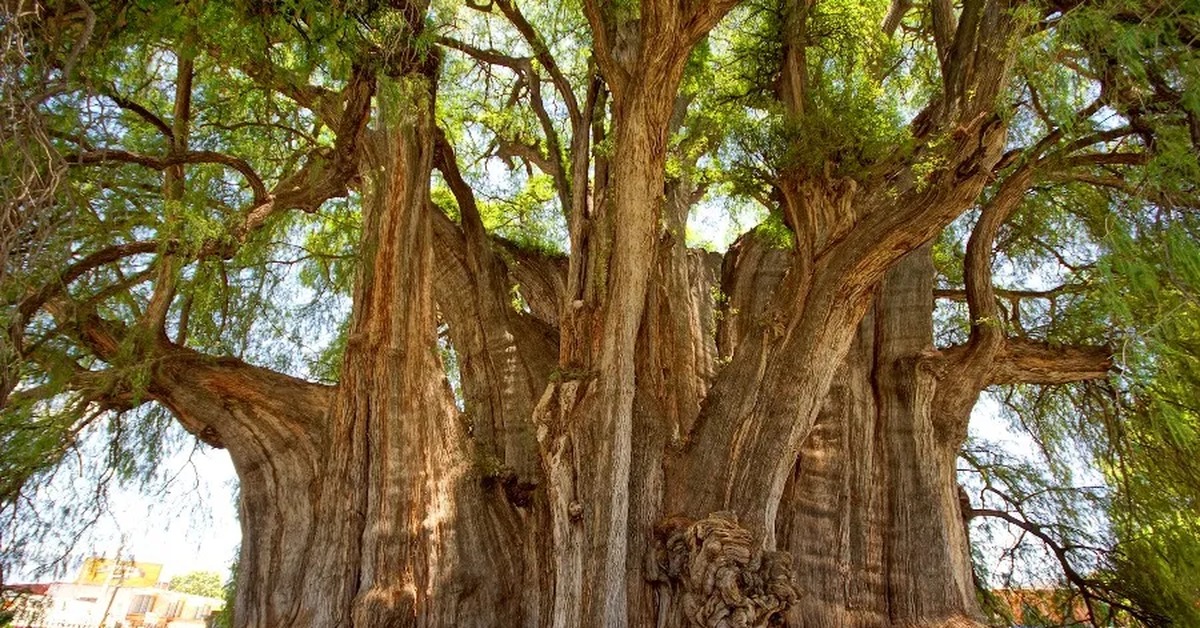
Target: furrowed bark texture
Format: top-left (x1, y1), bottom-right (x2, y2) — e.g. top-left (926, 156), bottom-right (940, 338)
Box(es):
top-left (312, 70), bottom-right (523, 626)
top-left (535, 5), bottom-right (733, 623)
top-left (101, 1), bottom-right (1123, 625)
top-left (156, 69), bottom-right (534, 626)
top-left (154, 352), bottom-right (330, 627)
top-left (714, 238), bottom-right (981, 627)
top-left (30, 1), bottom-right (1132, 626)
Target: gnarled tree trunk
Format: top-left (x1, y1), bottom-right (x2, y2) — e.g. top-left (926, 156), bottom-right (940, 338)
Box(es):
top-left (777, 249), bottom-right (978, 627)
top-left (64, 2), bottom-right (1115, 627)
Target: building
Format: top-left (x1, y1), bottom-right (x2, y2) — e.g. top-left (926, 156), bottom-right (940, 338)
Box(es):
top-left (2, 558), bottom-right (225, 628)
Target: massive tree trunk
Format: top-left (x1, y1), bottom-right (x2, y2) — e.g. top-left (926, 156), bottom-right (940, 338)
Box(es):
top-left (777, 250), bottom-right (977, 627)
top-left (704, 236), bottom-right (980, 628)
top-left (160, 14), bottom-right (1016, 628)
top-left (35, 2), bottom-right (1123, 627)
top-left (155, 62), bottom-right (540, 626)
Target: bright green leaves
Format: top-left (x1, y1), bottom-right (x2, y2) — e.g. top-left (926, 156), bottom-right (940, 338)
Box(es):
top-left (707, 0), bottom-right (905, 182)
top-left (790, 0), bottom-right (905, 171)
top-left (168, 570), bottom-right (226, 598)
top-left (1091, 219), bottom-right (1200, 625)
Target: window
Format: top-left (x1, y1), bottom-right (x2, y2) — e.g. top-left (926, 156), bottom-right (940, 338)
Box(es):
top-left (165, 599), bottom-right (184, 618)
top-left (128, 594), bottom-right (155, 614)
top-left (192, 604), bottom-right (212, 620)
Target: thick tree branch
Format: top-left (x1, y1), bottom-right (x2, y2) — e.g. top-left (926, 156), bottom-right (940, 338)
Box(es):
top-left (433, 129), bottom-right (487, 247)
top-left (935, 339), bottom-right (1112, 386)
top-left (930, 155), bottom-right (1097, 438)
top-left (681, 0), bottom-right (743, 42)
top-left (944, 163), bottom-right (1037, 394)
top-left (228, 65), bottom-right (374, 240)
top-left (930, 0), bottom-right (957, 68)
top-left (496, 137), bottom-right (559, 178)
top-left (986, 339), bottom-right (1113, 385)
top-left (942, 0), bottom-right (984, 115)
top-left (882, 0), bottom-right (912, 35)
top-left (143, 46), bottom-right (194, 337)
top-left (65, 149), bottom-right (269, 202)
top-left (102, 91), bottom-right (173, 140)
top-left (582, 0), bottom-right (628, 95)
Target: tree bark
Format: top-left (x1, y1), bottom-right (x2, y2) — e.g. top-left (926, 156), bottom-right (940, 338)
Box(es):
top-left (15, 1), bottom-right (1137, 627)
top-left (703, 236), bottom-right (983, 627)
top-left (153, 68), bottom-right (536, 627)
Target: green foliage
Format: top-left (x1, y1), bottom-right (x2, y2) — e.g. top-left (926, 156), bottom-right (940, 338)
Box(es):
top-left (712, 0), bottom-right (906, 180)
top-left (168, 570), bottom-right (226, 599)
top-left (1093, 220), bottom-right (1200, 625)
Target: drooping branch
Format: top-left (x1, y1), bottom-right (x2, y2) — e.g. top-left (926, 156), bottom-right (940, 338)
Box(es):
top-left (6, 64), bottom-right (375, 413)
top-left (967, 507), bottom-right (1153, 626)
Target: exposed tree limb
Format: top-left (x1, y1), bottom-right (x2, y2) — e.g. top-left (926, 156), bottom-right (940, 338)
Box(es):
top-left (437, 36), bottom-right (530, 72)
top-left (102, 91), bottom-right (174, 140)
top-left (986, 339), bottom-right (1114, 386)
top-left (64, 149), bottom-right (269, 202)
top-left (682, 0), bottom-right (744, 42)
top-left (882, 0), bottom-right (912, 36)
top-left (581, 0), bottom-right (628, 95)
top-left (493, 0), bottom-right (581, 124)
top-left (930, 0), bottom-right (957, 69)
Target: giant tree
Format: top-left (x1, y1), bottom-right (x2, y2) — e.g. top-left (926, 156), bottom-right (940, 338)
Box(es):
top-left (2, 0), bottom-right (1198, 626)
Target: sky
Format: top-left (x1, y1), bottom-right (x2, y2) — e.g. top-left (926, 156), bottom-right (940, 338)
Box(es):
top-left (11, 433), bottom-right (240, 584)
